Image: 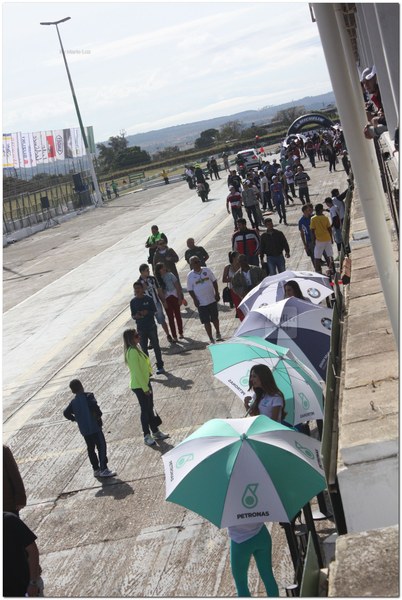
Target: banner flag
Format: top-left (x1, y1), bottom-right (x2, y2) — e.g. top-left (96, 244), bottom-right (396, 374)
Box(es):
top-left (53, 130), bottom-right (65, 161)
top-left (11, 132), bottom-right (21, 169)
top-left (40, 130), bottom-right (49, 164)
top-left (3, 125), bottom-right (94, 167)
top-left (28, 132), bottom-right (37, 167)
top-left (32, 132), bottom-right (43, 164)
top-left (21, 133), bottom-right (31, 168)
top-left (72, 127), bottom-right (81, 157)
top-left (3, 133), bottom-right (14, 168)
top-left (63, 128), bottom-right (73, 158)
top-left (46, 131), bottom-right (56, 161)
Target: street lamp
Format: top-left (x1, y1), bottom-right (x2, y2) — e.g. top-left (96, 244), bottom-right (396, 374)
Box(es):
top-left (40, 17), bottom-right (103, 206)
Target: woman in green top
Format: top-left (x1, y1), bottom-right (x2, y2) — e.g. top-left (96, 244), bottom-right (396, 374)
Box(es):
top-left (123, 329), bottom-right (169, 446)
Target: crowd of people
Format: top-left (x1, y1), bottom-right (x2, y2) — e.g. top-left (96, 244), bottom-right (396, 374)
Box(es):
top-left (5, 131), bottom-right (349, 598)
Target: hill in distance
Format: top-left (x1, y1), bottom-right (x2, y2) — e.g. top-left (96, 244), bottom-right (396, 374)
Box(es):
top-left (118, 91), bottom-right (336, 153)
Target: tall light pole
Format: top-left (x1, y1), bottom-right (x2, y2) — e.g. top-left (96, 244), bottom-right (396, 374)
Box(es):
top-left (40, 17), bottom-right (103, 206)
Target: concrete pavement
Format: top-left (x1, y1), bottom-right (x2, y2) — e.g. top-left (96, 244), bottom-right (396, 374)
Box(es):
top-left (3, 154), bottom-right (344, 596)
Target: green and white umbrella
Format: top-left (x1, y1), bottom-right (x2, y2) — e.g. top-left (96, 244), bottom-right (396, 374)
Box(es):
top-left (162, 415), bottom-right (326, 528)
top-left (208, 336), bottom-right (324, 426)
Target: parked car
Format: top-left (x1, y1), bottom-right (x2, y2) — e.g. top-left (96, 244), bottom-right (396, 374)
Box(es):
top-left (236, 148), bottom-right (261, 170)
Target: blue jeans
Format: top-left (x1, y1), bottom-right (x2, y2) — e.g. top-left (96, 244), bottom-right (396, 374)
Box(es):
top-left (274, 198), bottom-right (286, 222)
top-left (84, 431), bottom-right (108, 471)
top-left (266, 255), bottom-right (285, 276)
top-left (230, 526), bottom-right (279, 597)
top-left (139, 325), bottom-right (163, 370)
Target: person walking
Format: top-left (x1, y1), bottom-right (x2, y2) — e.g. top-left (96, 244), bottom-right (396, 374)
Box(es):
top-left (63, 379), bottom-right (116, 478)
top-left (284, 166), bottom-right (296, 199)
top-left (123, 329), bottom-right (169, 446)
top-left (137, 264), bottom-right (171, 343)
top-left (3, 445), bottom-right (27, 516)
top-left (210, 157), bottom-right (221, 179)
top-left (187, 256), bottom-right (222, 344)
top-left (310, 203), bottom-right (334, 274)
top-left (298, 203), bottom-right (315, 267)
top-left (105, 183), bottom-right (112, 200)
top-left (260, 218), bottom-right (290, 276)
top-left (227, 169), bottom-right (242, 192)
top-left (259, 170), bottom-right (273, 211)
top-left (145, 225), bottom-right (168, 268)
top-left (111, 180), bottom-right (119, 197)
top-left (241, 180), bottom-right (260, 229)
top-left (222, 251), bottom-right (243, 318)
top-left (226, 186), bottom-right (244, 229)
top-left (232, 218), bottom-right (260, 267)
top-left (154, 262), bottom-right (184, 342)
top-left (324, 197), bottom-right (343, 253)
top-left (184, 238), bottom-right (209, 267)
top-left (270, 175), bottom-right (287, 225)
top-left (231, 254), bottom-right (266, 300)
top-left (294, 165), bottom-right (311, 205)
top-left (160, 169), bottom-right (170, 184)
top-left (130, 281), bottom-right (165, 374)
top-left (152, 239), bottom-right (183, 294)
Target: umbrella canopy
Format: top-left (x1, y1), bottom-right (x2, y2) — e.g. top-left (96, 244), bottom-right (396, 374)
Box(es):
top-left (239, 270), bottom-right (331, 316)
top-left (162, 415), bottom-right (326, 528)
top-left (208, 336), bottom-right (324, 425)
top-left (234, 298), bottom-right (333, 381)
top-left (240, 278), bottom-right (333, 313)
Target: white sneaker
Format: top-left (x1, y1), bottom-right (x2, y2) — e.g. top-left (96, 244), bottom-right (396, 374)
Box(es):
top-left (99, 468), bottom-right (116, 478)
top-left (144, 434), bottom-right (156, 446)
top-left (153, 430), bottom-right (170, 440)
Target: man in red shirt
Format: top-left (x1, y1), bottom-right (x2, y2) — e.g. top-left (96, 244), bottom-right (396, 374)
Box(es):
top-left (226, 186), bottom-right (243, 229)
top-left (232, 218), bottom-right (260, 267)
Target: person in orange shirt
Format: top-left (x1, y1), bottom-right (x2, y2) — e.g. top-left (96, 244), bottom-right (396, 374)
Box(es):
top-left (310, 203), bottom-right (334, 274)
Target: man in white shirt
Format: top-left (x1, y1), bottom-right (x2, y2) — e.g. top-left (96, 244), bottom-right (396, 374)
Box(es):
top-left (259, 170), bottom-right (273, 211)
top-left (187, 256), bottom-right (222, 344)
top-left (324, 197), bottom-right (343, 252)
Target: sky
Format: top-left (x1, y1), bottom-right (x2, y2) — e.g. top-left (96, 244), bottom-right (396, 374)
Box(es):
top-left (3, 1), bottom-right (333, 144)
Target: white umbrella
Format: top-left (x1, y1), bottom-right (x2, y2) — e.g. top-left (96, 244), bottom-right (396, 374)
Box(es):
top-left (234, 298), bottom-right (333, 381)
top-left (243, 278), bottom-right (333, 312)
top-left (239, 270), bottom-right (331, 316)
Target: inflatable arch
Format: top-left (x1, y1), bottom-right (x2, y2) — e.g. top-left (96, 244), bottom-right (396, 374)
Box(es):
top-left (287, 113), bottom-right (334, 136)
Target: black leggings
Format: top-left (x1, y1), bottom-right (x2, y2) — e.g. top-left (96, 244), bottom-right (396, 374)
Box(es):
top-left (132, 386), bottom-right (158, 436)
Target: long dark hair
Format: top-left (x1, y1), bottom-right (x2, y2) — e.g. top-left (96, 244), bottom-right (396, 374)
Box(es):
top-left (284, 280), bottom-right (304, 299)
top-left (123, 329), bottom-right (139, 364)
top-left (248, 364), bottom-right (286, 418)
top-left (154, 262), bottom-right (166, 289)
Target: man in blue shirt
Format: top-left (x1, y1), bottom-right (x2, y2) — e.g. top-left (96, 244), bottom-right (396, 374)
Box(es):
top-left (63, 379), bottom-right (116, 478)
top-left (270, 175), bottom-right (287, 225)
top-left (130, 281), bottom-right (165, 374)
top-left (298, 203), bottom-right (315, 267)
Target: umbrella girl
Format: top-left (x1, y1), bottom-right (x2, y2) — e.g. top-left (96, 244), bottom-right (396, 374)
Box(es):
top-left (244, 364), bottom-right (286, 423)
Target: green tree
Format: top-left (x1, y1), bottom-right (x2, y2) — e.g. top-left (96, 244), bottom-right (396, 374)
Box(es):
top-left (218, 120), bottom-right (243, 141)
top-left (96, 135), bottom-right (150, 172)
top-left (273, 106), bottom-right (306, 127)
top-left (194, 128), bottom-right (219, 149)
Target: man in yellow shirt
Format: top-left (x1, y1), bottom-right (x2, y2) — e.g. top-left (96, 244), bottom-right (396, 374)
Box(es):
top-left (310, 203), bottom-right (334, 274)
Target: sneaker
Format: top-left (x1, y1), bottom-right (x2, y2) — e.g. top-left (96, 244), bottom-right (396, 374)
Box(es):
top-left (216, 334), bottom-right (223, 341)
top-left (144, 434), bottom-right (156, 446)
top-left (93, 469), bottom-right (101, 477)
top-left (99, 468), bottom-right (116, 478)
top-left (156, 368), bottom-right (166, 375)
top-left (172, 338), bottom-right (178, 343)
top-left (153, 430), bottom-right (170, 440)
top-left (179, 334), bottom-right (184, 339)
top-left (167, 334), bottom-right (173, 343)
top-left (209, 337), bottom-right (215, 344)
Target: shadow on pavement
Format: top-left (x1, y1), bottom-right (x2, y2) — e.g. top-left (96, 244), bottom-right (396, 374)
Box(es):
top-left (94, 478), bottom-right (134, 499)
top-left (151, 372), bottom-right (194, 390)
